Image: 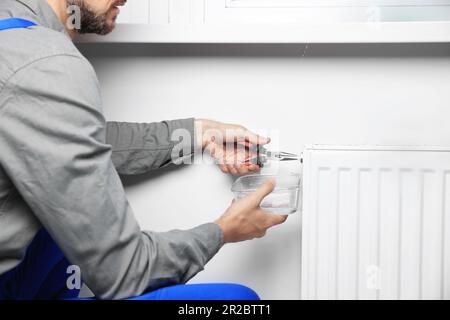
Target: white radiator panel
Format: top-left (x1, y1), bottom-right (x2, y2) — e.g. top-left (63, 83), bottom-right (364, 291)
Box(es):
top-left (301, 146), bottom-right (450, 300)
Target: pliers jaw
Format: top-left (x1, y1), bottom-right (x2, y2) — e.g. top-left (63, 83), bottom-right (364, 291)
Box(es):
top-left (244, 151), bottom-right (267, 168)
top-left (245, 146), bottom-right (300, 168)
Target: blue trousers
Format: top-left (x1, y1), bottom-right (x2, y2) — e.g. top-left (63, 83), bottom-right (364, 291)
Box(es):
top-left (0, 229), bottom-right (259, 300)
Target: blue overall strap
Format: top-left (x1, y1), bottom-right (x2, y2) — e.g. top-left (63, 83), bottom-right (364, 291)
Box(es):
top-left (0, 18), bottom-right (37, 31)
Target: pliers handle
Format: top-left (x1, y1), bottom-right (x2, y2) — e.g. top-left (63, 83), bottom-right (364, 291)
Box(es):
top-left (245, 146), bottom-right (300, 167)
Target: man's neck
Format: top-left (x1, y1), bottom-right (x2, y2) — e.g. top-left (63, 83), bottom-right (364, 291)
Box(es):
top-left (46, 0), bottom-right (77, 39)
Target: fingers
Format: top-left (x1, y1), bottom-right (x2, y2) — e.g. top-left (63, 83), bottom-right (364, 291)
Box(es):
top-left (223, 125), bottom-right (270, 147)
top-left (244, 130), bottom-right (271, 146)
top-left (219, 164), bottom-right (229, 174)
top-left (217, 155), bottom-right (260, 175)
top-left (227, 164), bottom-right (239, 176)
top-left (243, 163), bottom-right (260, 172)
top-left (236, 165), bottom-right (250, 175)
top-left (254, 211), bottom-right (287, 239)
top-left (265, 214), bottom-right (288, 227)
top-left (251, 179), bottom-right (276, 204)
top-left (224, 163), bottom-right (261, 176)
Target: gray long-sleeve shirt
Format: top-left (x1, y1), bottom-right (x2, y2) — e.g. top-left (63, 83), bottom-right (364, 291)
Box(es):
top-left (0, 0), bottom-right (223, 299)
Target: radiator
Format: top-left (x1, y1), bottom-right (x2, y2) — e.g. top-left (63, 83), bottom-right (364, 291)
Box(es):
top-left (301, 146), bottom-right (450, 300)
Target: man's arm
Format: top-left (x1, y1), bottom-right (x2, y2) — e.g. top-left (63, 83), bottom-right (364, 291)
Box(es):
top-left (106, 119), bottom-right (195, 175)
top-left (0, 55), bottom-right (222, 299)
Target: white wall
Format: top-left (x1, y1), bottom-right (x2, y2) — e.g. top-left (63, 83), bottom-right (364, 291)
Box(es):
top-left (77, 43), bottom-right (450, 299)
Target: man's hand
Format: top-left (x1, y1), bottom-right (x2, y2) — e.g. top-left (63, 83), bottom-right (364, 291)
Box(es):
top-left (215, 179), bottom-right (288, 244)
top-left (195, 119), bottom-right (270, 176)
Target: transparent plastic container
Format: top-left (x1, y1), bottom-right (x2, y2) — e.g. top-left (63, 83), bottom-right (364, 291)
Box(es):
top-left (231, 174), bottom-right (301, 215)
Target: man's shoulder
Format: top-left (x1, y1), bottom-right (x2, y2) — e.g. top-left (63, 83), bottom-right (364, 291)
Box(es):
top-left (0, 26), bottom-right (89, 87)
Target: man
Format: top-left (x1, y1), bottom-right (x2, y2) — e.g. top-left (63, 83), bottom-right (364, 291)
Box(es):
top-left (0, 0), bottom-right (287, 300)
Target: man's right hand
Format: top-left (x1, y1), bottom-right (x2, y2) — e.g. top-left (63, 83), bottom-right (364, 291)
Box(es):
top-left (215, 179), bottom-right (288, 244)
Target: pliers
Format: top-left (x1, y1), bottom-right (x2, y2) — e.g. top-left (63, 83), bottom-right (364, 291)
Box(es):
top-left (245, 146), bottom-right (301, 167)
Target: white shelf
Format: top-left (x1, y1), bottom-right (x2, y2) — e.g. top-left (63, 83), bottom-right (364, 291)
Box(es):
top-left (76, 21), bottom-right (450, 43)
top-left (76, 0), bottom-right (450, 43)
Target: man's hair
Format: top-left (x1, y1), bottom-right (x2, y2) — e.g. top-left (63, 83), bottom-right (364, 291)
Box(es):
top-left (67, 0), bottom-right (114, 35)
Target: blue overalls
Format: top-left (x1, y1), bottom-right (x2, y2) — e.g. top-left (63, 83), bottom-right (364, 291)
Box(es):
top-left (0, 17), bottom-right (37, 29)
top-left (0, 18), bottom-right (259, 301)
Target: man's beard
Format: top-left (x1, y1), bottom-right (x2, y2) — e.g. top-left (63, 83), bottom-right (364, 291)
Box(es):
top-left (67, 0), bottom-right (114, 35)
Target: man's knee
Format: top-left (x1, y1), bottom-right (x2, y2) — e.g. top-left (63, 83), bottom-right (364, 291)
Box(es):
top-left (127, 283), bottom-right (260, 301)
top-left (221, 284), bottom-right (260, 300)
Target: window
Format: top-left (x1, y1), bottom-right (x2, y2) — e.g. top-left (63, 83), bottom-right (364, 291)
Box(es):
top-left (226, 0), bottom-right (450, 7)
top-left (222, 0), bottom-right (450, 22)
